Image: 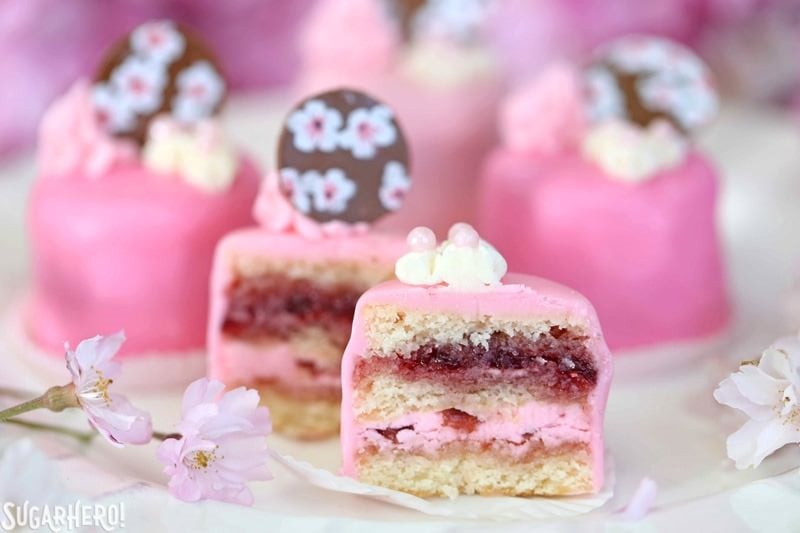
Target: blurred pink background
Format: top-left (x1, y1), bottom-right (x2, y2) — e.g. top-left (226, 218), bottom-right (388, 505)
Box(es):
top-left (0, 0), bottom-right (797, 159)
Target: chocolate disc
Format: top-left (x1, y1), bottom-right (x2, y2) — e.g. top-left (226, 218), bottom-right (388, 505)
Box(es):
top-left (277, 88), bottom-right (411, 225)
top-left (583, 36), bottom-right (718, 133)
top-left (92, 20), bottom-right (226, 145)
top-left (384, 0), bottom-right (490, 43)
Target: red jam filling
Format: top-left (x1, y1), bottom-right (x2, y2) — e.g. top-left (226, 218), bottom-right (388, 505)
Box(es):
top-left (221, 274), bottom-right (362, 341)
top-left (357, 328), bottom-right (597, 401)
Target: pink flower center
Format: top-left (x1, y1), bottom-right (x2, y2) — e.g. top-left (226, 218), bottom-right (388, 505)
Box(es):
top-left (128, 76), bottom-right (149, 95)
top-left (148, 30), bottom-right (165, 47)
top-left (188, 83), bottom-right (207, 100)
top-left (357, 121), bottom-right (376, 141)
top-left (307, 116), bottom-right (324, 137)
top-left (324, 183), bottom-right (337, 200)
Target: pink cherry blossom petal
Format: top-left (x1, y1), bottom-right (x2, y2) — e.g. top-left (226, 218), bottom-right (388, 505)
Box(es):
top-left (157, 378), bottom-right (272, 506)
top-left (65, 332), bottom-right (153, 448)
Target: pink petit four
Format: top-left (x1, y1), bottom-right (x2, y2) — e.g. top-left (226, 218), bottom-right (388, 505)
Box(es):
top-left (295, 0), bottom-right (503, 234)
top-left (25, 21), bottom-right (260, 376)
top-left (479, 36), bottom-right (730, 350)
top-left (208, 89), bottom-right (410, 439)
top-left (340, 224), bottom-right (612, 497)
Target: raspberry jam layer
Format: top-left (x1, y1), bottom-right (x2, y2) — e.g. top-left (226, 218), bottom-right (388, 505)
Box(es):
top-left (356, 328), bottom-right (597, 401)
top-left (221, 274), bottom-right (362, 341)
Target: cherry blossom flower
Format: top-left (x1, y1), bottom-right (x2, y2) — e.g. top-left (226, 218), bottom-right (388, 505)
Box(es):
top-left (338, 105), bottom-right (397, 159)
top-left (131, 20), bottom-right (186, 64)
top-left (309, 168), bottom-right (357, 214)
top-left (279, 167), bottom-right (313, 214)
top-left (110, 56), bottom-right (168, 115)
top-left (287, 99), bottom-right (342, 153)
top-left (91, 83), bottom-right (136, 134)
top-left (157, 378), bottom-right (272, 506)
top-left (714, 334), bottom-right (800, 469)
top-left (378, 161), bottom-right (411, 211)
top-left (173, 61), bottom-right (225, 123)
top-left (65, 332), bottom-right (153, 447)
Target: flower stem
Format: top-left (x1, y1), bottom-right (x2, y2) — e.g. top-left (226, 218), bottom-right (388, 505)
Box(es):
top-left (3, 418), bottom-right (95, 444)
top-left (152, 431), bottom-right (182, 441)
top-left (0, 395), bottom-right (46, 422)
top-left (0, 384), bottom-right (79, 422)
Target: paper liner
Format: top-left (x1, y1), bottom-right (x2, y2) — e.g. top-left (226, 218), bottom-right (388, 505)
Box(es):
top-left (269, 448), bottom-right (614, 521)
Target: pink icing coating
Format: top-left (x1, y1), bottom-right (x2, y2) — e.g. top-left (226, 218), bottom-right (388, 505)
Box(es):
top-left (500, 63), bottom-right (586, 156)
top-left (357, 401), bottom-right (591, 456)
top-left (478, 149), bottom-right (730, 350)
top-left (26, 158), bottom-right (261, 357)
top-left (253, 172), bottom-right (370, 239)
top-left (300, 0), bottom-right (400, 75)
top-left (207, 228), bottom-right (408, 383)
top-left (37, 80), bottom-right (137, 178)
top-left (340, 275), bottom-right (613, 492)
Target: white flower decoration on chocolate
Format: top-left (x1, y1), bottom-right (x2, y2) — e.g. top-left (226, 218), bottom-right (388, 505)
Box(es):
top-left (582, 119), bottom-right (688, 182)
top-left (280, 167), bottom-right (313, 214)
top-left (110, 55), bottom-right (168, 114)
top-left (587, 36), bottom-right (718, 132)
top-left (287, 99), bottom-right (343, 153)
top-left (91, 83), bottom-right (136, 134)
top-left (411, 0), bottom-right (491, 43)
top-left (378, 161), bottom-right (411, 211)
top-left (172, 61), bottom-right (225, 123)
top-left (339, 105), bottom-right (397, 159)
top-left (584, 66), bottom-right (625, 125)
top-left (309, 168), bottom-right (357, 213)
top-left (130, 20), bottom-right (186, 64)
top-left (395, 223), bottom-right (507, 289)
top-left (714, 334), bottom-right (800, 469)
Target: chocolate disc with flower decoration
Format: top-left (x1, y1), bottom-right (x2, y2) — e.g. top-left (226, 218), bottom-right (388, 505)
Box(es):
top-left (384, 0), bottom-right (492, 43)
top-left (583, 36), bottom-right (718, 134)
top-left (92, 20), bottom-right (226, 145)
top-left (277, 88), bottom-right (411, 225)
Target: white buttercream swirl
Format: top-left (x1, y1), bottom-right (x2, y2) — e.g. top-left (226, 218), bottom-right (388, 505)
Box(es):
top-left (395, 224), bottom-right (507, 289)
top-left (581, 119), bottom-right (688, 183)
top-left (142, 117), bottom-right (238, 193)
top-left (400, 40), bottom-right (496, 88)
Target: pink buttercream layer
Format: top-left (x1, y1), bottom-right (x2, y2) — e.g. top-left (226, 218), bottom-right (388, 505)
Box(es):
top-left (340, 276), bottom-right (613, 492)
top-left (357, 401), bottom-right (591, 456)
top-left (26, 158), bottom-right (261, 357)
top-left (295, 70), bottom-right (502, 236)
top-left (212, 338), bottom-right (341, 389)
top-left (207, 228), bottom-right (407, 383)
top-left (478, 150), bottom-right (731, 351)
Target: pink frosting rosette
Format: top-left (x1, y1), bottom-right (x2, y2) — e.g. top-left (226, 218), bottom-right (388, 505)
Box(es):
top-left (37, 81), bottom-right (137, 178)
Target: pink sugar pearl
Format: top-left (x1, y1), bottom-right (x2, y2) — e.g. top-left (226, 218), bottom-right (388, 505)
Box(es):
top-left (407, 226), bottom-right (437, 252)
top-left (449, 223), bottom-right (480, 248)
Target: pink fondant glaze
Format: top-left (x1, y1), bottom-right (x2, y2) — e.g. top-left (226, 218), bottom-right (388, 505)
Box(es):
top-left (26, 158), bottom-right (261, 358)
top-left (340, 275), bottom-right (613, 493)
top-left (478, 150), bottom-right (730, 350)
top-left (37, 80), bottom-right (137, 178)
top-left (207, 228), bottom-right (407, 384)
top-left (357, 401), bottom-right (592, 456)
